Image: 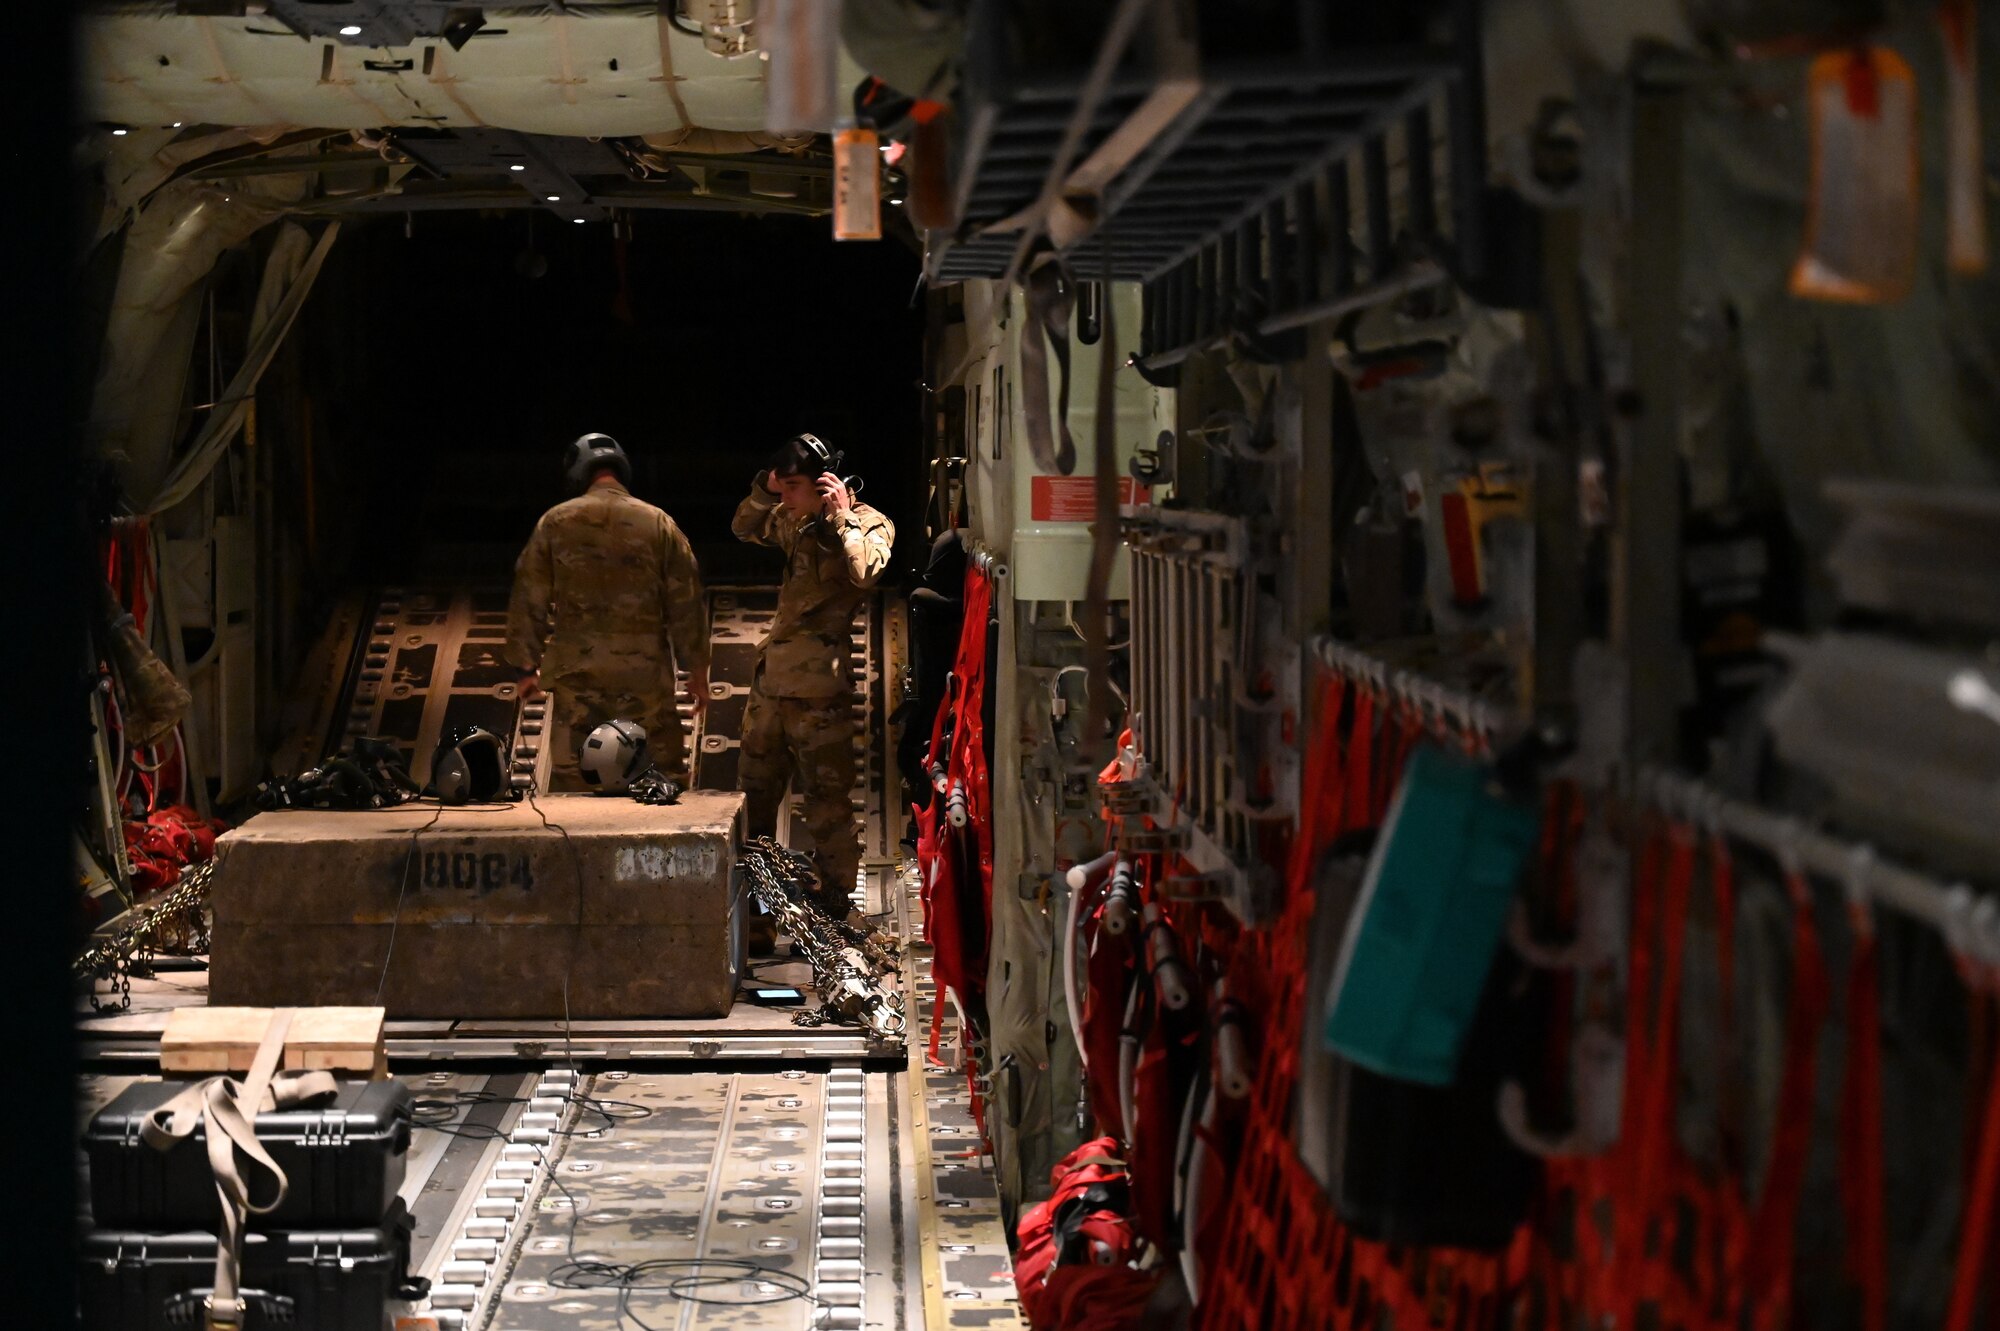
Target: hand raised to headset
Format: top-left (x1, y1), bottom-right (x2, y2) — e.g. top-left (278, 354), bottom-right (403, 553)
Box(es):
top-left (816, 473), bottom-right (854, 517)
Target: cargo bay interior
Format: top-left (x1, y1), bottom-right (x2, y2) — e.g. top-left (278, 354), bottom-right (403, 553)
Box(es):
top-left (33, 2), bottom-right (2000, 1331)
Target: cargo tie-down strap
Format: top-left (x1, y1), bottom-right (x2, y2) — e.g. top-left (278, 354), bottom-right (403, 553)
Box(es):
top-left (1947, 964), bottom-right (2000, 1331)
top-left (1532, 825), bottom-right (1829, 1330)
top-left (917, 561), bottom-right (996, 1067)
top-left (136, 1009), bottom-right (339, 1330)
top-left (1018, 253), bottom-right (1079, 477)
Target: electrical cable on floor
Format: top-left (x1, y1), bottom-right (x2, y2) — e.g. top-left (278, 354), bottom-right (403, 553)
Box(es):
top-left (410, 1089), bottom-right (651, 1138)
top-left (524, 786), bottom-right (587, 1070)
top-left (375, 803), bottom-right (448, 1005)
top-left (411, 1086), bottom-right (820, 1327)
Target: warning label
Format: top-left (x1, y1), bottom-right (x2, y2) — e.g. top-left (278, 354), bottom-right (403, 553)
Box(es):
top-left (1030, 476), bottom-right (1148, 522)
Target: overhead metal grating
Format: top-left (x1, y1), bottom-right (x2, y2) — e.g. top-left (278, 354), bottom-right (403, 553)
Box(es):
top-left (928, 0), bottom-right (1487, 368)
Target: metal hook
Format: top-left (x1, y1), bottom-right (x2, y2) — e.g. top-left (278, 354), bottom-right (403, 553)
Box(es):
top-left (1970, 894), bottom-right (2000, 975)
top-left (1940, 884), bottom-right (2000, 992)
top-left (1657, 771), bottom-right (1686, 829)
top-left (1425, 682), bottom-right (1453, 737)
top-left (1643, 767), bottom-right (1677, 828)
top-left (1700, 786), bottom-right (1727, 841)
top-left (1776, 819), bottom-right (1808, 892)
top-left (1842, 842), bottom-right (1876, 939)
top-left (1505, 899), bottom-right (1611, 971)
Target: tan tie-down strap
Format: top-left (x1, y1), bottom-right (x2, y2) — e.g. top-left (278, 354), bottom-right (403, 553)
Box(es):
top-left (137, 1008), bottom-right (339, 1330)
top-left (1019, 251), bottom-right (1080, 477)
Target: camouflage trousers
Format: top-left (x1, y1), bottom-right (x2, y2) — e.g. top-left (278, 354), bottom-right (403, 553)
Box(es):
top-left (740, 677), bottom-right (861, 910)
top-left (548, 674), bottom-right (688, 793)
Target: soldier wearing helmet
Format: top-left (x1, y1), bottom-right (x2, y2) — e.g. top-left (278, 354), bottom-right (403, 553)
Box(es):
top-left (732, 433), bottom-right (894, 920)
top-left (505, 433), bottom-right (711, 791)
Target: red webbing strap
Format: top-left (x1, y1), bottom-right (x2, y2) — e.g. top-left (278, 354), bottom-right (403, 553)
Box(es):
top-left (1288, 671), bottom-right (1349, 888)
top-left (1743, 870), bottom-right (1830, 1331)
top-left (1839, 910), bottom-right (1887, 1331)
top-left (922, 576), bottom-right (987, 1065)
top-left (1606, 823), bottom-right (1693, 1322)
top-left (1712, 839), bottom-right (1744, 1159)
top-left (1699, 836), bottom-right (1748, 1331)
top-left (1635, 826), bottom-right (1697, 1314)
top-left (921, 817), bottom-right (953, 1064)
top-left (105, 518), bottom-right (155, 637)
top-left (1365, 704), bottom-right (1413, 828)
top-left (1339, 688), bottom-right (1376, 834)
top-left (1710, 836), bottom-right (1738, 1110)
top-left (929, 564), bottom-right (993, 1054)
top-left (1082, 916), bottom-right (1137, 1135)
top-left (1601, 823), bottom-right (1661, 1316)
top-left (1525, 784), bottom-right (1583, 1132)
top-left (1946, 981), bottom-right (2000, 1331)
top-left (1130, 916), bottom-right (1201, 1245)
top-left (923, 672), bottom-right (958, 783)
top-left (946, 565), bottom-right (994, 864)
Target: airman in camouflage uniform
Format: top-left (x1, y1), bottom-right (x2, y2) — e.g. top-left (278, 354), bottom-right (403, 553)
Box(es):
top-left (506, 437), bottom-right (710, 792)
top-left (732, 436), bottom-right (894, 912)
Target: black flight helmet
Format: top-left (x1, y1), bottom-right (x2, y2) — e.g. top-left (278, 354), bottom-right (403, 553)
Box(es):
top-left (769, 432), bottom-right (843, 479)
top-left (564, 432), bottom-right (632, 493)
top-left (432, 725), bottom-right (508, 805)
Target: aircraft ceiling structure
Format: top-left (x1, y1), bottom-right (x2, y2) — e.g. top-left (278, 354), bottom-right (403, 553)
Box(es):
top-left (82, 3), bottom-right (870, 222)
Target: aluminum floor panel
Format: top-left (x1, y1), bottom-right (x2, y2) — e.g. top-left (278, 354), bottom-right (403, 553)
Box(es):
top-left (479, 1070), bottom-right (849, 1331)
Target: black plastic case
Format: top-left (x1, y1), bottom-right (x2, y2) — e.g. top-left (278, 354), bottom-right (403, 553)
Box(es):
top-left (78, 1202), bottom-right (419, 1331)
top-left (85, 1079), bottom-right (413, 1230)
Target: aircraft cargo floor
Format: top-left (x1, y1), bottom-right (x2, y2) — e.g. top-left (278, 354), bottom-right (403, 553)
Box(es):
top-left (77, 589), bottom-right (1024, 1329)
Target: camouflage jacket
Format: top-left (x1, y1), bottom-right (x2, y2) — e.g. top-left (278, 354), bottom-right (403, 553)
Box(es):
top-left (504, 482), bottom-right (711, 683)
top-left (732, 479), bottom-right (894, 698)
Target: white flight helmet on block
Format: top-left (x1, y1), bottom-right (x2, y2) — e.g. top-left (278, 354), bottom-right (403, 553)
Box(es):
top-left (579, 718), bottom-right (650, 792)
